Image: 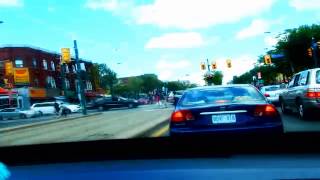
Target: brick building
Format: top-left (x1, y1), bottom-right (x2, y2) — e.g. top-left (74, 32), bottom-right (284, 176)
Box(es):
top-left (0, 46), bottom-right (100, 103)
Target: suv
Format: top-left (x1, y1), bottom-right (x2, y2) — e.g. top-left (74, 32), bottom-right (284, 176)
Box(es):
top-left (279, 68), bottom-right (320, 119)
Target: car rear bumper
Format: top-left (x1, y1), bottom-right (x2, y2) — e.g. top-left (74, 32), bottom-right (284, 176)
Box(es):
top-left (170, 123), bottom-right (284, 136)
top-left (267, 97), bottom-right (279, 103)
top-left (303, 99), bottom-right (320, 110)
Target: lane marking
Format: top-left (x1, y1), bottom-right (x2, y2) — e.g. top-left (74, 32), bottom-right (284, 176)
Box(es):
top-left (150, 124), bottom-right (169, 137)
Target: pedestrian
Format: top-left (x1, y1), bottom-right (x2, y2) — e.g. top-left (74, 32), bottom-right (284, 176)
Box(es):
top-left (59, 104), bottom-right (68, 118)
top-left (54, 101), bottom-right (60, 116)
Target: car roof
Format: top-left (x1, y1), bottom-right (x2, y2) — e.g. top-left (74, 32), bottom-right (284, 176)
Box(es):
top-left (261, 85), bottom-right (280, 88)
top-left (33, 102), bottom-right (55, 105)
top-left (185, 84), bottom-right (254, 92)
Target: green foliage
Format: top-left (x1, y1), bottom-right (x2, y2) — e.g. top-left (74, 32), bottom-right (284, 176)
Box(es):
top-left (167, 81), bottom-right (197, 91)
top-left (204, 71), bottom-right (223, 85)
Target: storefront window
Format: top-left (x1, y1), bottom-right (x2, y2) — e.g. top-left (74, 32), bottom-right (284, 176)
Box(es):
top-left (46, 76), bottom-right (56, 88)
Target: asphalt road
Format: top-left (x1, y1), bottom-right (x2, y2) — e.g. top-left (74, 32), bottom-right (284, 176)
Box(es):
top-left (0, 104), bottom-right (174, 146)
top-left (147, 107), bottom-right (320, 137)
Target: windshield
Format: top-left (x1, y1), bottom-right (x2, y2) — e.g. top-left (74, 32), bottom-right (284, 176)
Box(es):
top-left (2, 0), bottom-right (320, 148)
top-left (263, 86), bottom-right (281, 92)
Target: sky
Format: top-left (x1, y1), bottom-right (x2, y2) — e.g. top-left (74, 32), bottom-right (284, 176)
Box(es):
top-left (1, 0), bottom-right (320, 85)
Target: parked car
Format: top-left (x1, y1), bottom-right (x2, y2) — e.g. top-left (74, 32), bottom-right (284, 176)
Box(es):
top-left (57, 102), bottom-right (81, 113)
top-left (31, 102), bottom-right (56, 115)
top-left (88, 96), bottom-right (139, 111)
top-left (260, 85), bottom-right (286, 105)
top-left (0, 108), bottom-right (40, 120)
top-left (170, 84), bottom-right (283, 136)
top-left (279, 68), bottom-right (320, 119)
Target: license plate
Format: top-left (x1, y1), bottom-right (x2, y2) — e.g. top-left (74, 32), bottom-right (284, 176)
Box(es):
top-left (212, 114), bottom-right (236, 124)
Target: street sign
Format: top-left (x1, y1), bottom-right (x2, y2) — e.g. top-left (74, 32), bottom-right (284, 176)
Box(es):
top-left (61, 48), bottom-right (71, 64)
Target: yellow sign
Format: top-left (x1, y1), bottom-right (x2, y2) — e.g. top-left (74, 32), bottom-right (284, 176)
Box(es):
top-left (13, 68), bottom-right (30, 84)
top-left (61, 48), bottom-right (71, 64)
top-left (4, 61), bottom-right (13, 76)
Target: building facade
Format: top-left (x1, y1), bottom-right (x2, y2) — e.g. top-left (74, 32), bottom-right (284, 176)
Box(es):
top-left (0, 46), bottom-right (99, 105)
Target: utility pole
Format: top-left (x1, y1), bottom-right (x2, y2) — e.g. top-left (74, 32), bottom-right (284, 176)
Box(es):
top-left (312, 37), bottom-right (319, 68)
top-left (73, 40), bottom-right (87, 115)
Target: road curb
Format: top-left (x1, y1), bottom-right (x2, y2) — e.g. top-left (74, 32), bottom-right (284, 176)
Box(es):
top-left (0, 112), bottom-right (102, 133)
top-left (132, 118), bottom-right (169, 138)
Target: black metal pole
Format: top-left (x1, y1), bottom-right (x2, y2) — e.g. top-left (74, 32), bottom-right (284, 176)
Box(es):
top-left (73, 40), bottom-right (87, 115)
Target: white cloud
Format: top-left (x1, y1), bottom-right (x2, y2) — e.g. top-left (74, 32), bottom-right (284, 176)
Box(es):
top-left (0, 0), bottom-right (23, 7)
top-left (145, 32), bottom-right (205, 49)
top-left (85, 0), bottom-right (133, 14)
top-left (86, 0), bottom-right (275, 30)
top-left (264, 36), bottom-right (278, 47)
top-left (289, 0), bottom-right (320, 11)
top-left (48, 6), bottom-right (55, 12)
top-left (133, 0), bottom-right (275, 29)
top-left (236, 19), bottom-right (270, 40)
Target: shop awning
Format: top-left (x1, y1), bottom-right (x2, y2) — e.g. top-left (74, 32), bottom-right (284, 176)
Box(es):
top-left (0, 87), bottom-right (18, 94)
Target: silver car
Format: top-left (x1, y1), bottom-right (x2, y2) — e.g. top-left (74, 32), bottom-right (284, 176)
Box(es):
top-left (0, 108), bottom-right (40, 120)
top-left (279, 68), bottom-right (320, 119)
top-left (260, 85), bottom-right (286, 104)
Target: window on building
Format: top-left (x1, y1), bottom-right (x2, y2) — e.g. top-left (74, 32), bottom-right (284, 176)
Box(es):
top-left (32, 58), bottom-right (37, 68)
top-left (65, 79), bottom-right (70, 89)
top-left (65, 65), bottom-right (69, 73)
top-left (46, 76), bottom-right (56, 88)
top-left (43, 59), bottom-right (48, 70)
top-left (86, 81), bottom-right (93, 90)
top-left (72, 65), bottom-right (76, 73)
top-left (15, 59), bottom-right (24, 68)
top-left (51, 61), bottom-right (55, 71)
top-left (34, 78), bottom-right (39, 87)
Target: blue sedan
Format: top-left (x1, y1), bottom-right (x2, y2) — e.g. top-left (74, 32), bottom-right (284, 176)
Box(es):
top-left (170, 84), bottom-right (284, 136)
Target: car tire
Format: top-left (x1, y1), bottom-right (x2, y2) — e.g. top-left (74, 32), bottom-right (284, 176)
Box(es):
top-left (297, 102), bottom-right (308, 120)
top-left (128, 103), bottom-right (134, 109)
top-left (280, 99), bottom-right (290, 114)
top-left (20, 114), bottom-right (27, 119)
top-left (98, 106), bottom-right (104, 111)
top-left (66, 109), bottom-right (72, 114)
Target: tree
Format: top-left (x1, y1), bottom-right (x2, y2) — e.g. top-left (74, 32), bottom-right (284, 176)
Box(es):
top-left (127, 77), bottom-right (143, 98)
top-left (140, 74), bottom-right (162, 93)
top-left (89, 63), bottom-right (100, 89)
top-left (275, 24), bottom-right (320, 73)
top-left (204, 71), bottom-right (223, 85)
top-left (98, 64), bottom-right (118, 95)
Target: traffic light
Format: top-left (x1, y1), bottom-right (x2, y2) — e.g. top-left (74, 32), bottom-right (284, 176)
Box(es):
top-left (211, 62), bottom-right (217, 70)
top-left (307, 48), bottom-right (313, 57)
top-left (200, 63), bottom-right (206, 70)
top-left (264, 55), bottom-right (272, 64)
top-left (226, 59), bottom-right (232, 68)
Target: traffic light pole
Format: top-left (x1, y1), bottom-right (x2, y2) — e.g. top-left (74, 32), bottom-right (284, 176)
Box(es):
top-left (206, 58), bottom-right (211, 72)
top-left (74, 40), bottom-right (87, 115)
top-left (312, 37), bottom-right (319, 68)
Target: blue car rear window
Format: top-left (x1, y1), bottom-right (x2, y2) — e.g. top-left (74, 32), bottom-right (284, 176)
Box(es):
top-left (180, 87), bottom-right (265, 107)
